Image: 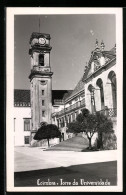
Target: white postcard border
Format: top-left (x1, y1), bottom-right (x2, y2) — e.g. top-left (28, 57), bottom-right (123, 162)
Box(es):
top-left (6, 7), bottom-right (123, 192)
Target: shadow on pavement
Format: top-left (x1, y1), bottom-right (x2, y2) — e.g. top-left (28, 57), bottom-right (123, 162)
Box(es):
top-left (14, 161), bottom-right (117, 186)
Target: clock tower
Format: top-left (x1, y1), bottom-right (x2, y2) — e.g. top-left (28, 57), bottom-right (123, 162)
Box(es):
top-left (29, 32), bottom-right (53, 140)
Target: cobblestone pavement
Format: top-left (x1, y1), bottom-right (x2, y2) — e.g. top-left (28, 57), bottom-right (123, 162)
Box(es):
top-left (14, 146), bottom-right (117, 172)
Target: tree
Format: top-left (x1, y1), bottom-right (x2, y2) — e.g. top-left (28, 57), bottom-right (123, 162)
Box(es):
top-left (76, 108), bottom-right (90, 123)
top-left (67, 108), bottom-right (113, 150)
top-left (79, 113), bottom-right (98, 149)
top-left (34, 124), bottom-right (61, 147)
top-left (67, 121), bottom-right (82, 135)
top-left (95, 112), bottom-right (113, 149)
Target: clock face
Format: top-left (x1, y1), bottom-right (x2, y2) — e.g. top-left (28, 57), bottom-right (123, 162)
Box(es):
top-left (39, 38), bottom-right (46, 45)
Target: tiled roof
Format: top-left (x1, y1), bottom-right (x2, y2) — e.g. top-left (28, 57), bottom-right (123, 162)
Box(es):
top-left (52, 90), bottom-right (72, 104)
top-left (14, 89), bottom-right (30, 104)
top-left (63, 90), bottom-right (73, 100)
top-left (64, 77), bottom-right (84, 101)
top-left (14, 89), bottom-right (72, 106)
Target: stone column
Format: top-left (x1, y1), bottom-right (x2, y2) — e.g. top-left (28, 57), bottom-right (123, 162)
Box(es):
top-left (71, 113), bottom-right (73, 122)
top-left (94, 87), bottom-right (101, 111)
top-left (85, 85), bottom-right (92, 112)
top-left (59, 119), bottom-right (61, 128)
top-left (64, 116), bottom-right (67, 127)
top-left (104, 79), bottom-right (113, 108)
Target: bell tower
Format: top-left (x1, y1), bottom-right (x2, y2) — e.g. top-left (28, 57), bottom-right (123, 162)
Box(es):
top-left (29, 32), bottom-right (53, 134)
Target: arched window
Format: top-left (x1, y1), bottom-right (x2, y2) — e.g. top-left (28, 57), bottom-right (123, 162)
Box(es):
top-left (108, 71), bottom-right (117, 108)
top-left (88, 84), bottom-right (96, 113)
top-left (39, 54), bottom-right (44, 66)
top-left (96, 78), bottom-right (105, 110)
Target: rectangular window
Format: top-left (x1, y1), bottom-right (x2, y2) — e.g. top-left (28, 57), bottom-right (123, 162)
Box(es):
top-left (42, 111), bottom-right (45, 117)
top-left (24, 118), bottom-right (31, 131)
top-left (24, 136), bottom-right (30, 144)
top-left (42, 90), bottom-right (44, 95)
top-left (42, 100), bottom-right (44, 106)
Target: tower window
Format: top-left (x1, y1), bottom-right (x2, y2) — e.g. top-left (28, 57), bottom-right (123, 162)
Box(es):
top-left (42, 111), bottom-right (45, 117)
top-left (42, 90), bottom-right (44, 95)
top-left (42, 100), bottom-right (44, 106)
top-left (39, 54), bottom-right (44, 66)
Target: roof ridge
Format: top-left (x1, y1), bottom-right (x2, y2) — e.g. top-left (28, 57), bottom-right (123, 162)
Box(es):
top-left (64, 76), bottom-right (84, 101)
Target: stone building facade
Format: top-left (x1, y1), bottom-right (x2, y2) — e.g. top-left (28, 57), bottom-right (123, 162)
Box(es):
top-left (14, 90), bottom-right (31, 146)
top-left (14, 32), bottom-right (116, 146)
top-left (83, 40), bottom-right (117, 132)
top-left (51, 40), bottom-right (117, 136)
top-left (51, 77), bottom-right (85, 139)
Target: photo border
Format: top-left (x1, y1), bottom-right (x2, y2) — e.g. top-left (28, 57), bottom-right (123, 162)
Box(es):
top-left (6, 7), bottom-right (123, 192)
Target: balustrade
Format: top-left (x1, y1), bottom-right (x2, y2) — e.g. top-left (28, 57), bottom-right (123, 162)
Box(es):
top-left (56, 99), bottom-right (85, 117)
top-left (98, 107), bottom-right (117, 117)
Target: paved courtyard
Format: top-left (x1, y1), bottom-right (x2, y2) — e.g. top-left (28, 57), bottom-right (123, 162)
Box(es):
top-left (15, 146), bottom-right (117, 172)
top-left (14, 147), bottom-right (117, 186)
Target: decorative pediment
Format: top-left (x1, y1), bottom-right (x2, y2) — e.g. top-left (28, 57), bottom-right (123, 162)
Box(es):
top-left (104, 56), bottom-right (111, 64)
top-left (83, 40), bottom-right (116, 81)
top-left (94, 58), bottom-right (101, 72)
top-left (87, 66), bottom-right (92, 77)
top-left (86, 55), bottom-right (111, 76)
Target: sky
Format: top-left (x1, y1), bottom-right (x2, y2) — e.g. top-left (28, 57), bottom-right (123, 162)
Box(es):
top-left (14, 14), bottom-right (116, 90)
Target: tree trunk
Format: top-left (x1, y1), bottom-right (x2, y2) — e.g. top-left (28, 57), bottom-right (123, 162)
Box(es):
top-left (100, 133), bottom-right (103, 149)
top-left (98, 132), bottom-right (103, 149)
top-left (47, 138), bottom-right (50, 147)
top-left (88, 138), bottom-right (92, 150)
top-left (62, 133), bottom-right (64, 141)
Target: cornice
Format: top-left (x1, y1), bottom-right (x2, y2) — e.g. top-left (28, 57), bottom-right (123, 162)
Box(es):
top-left (29, 71), bottom-right (53, 81)
top-left (83, 58), bottom-right (116, 84)
top-left (64, 89), bottom-right (85, 104)
top-left (29, 46), bottom-right (52, 55)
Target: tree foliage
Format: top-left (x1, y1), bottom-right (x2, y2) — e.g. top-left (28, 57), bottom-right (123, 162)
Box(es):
top-left (76, 108), bottom-right (90, 123)
top-left (95, 112), bottom-right (113, 149)
top-left (34, 124), bottom-right (61, 146)
top-left (95, 112), bottom-right (113, 133)
top-left (67, 108), bottom-right (113, 149)
top-left (67, 121), bottom-right (82, 134)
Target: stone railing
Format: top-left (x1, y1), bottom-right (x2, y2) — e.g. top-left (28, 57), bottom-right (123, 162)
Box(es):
top-left (54, 99), bottom-right (64, 105)
top-left (56, 100), bottom-right (85, 117)
top-left (32, 66), bottom-right (43, 72)
top-left (98, 107), bottom-right (117, 117)
top-left (80, 99), bottom-right (85, 107)
top-left (31, 66), bottom-right (50, 72)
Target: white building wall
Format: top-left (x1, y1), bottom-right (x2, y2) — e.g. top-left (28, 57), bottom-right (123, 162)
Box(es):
top-left (85, 64), bottom-right (116, 112)
top-left (14, 107), bottom-right (31, 146)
